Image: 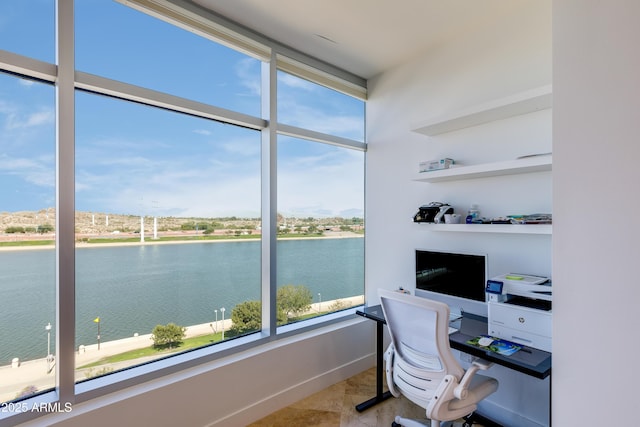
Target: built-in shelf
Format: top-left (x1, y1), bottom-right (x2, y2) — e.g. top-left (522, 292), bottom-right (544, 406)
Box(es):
top-left (413, 154), bottom-right (552, 183)
top-left (417, 223), bottom-right (552, 235)
top-left (412, 85), bottom-right (552, 136)
top-left (410, 87), bottom-right (553, 237)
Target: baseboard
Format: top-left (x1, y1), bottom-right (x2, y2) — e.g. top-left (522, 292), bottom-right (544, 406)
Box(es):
top-left (477, 399), bottom-right (548, 427)
top-left (208, 355), bottom-right (374, 426)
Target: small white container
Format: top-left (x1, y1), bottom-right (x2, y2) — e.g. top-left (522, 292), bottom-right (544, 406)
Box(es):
top-left (419, 158), bottom-right (454, 172)
top-left (444, 213), bottom-right (462, 224)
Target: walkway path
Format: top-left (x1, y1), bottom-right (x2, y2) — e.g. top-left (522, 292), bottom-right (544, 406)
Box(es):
top-left (0, 296), bottom-right (363, 403)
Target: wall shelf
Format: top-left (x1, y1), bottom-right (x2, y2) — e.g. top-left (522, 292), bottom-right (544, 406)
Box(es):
top-left (411, 87), bottom-right (553, 237)
top-left (413, 154), bottom-right (552, 183)
top-left (417, 223), bottom-right (552, 235)
top-left (411, 85), bottom-right (552, 136)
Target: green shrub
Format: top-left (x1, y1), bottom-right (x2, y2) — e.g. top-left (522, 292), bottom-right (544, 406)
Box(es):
top-left (151, 323), bottom-right (186, 349)
top-left (84, 367), bottom-right (114, 379)
top-left (277, 285), bottom-right (313, 319)
top-left (5, 226), bottom-right (25, 234)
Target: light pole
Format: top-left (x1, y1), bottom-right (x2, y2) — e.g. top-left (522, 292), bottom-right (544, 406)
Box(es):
top-left (45, 322), bottom-right (52, 373)
top-left (214, 309), bottom-right (218, 333)
top-left (94, 316), bottom-right (101, 350)
top-left (318, 293), bottom-right (322, 313)
top-left (220, 307), bottom-right (226, 340)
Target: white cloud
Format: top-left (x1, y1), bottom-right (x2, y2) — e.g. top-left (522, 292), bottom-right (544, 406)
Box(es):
top-left (5, 109), bottom-right (54, 130)
top-left (0, 96), bottom-right (56, 210)
top-left (74, 131), bottom-right (263, 217)
top-left (80, 166), bottom-right (261, 218)
top-left (278, 73), bottom-right (316, 91)
top-left (18, 79), bottom-right (35, 87)
top-left (74, 132), bottom-right (363, 219)
top-left (277, 150), bottom-right (364, 218)
top-left (235, 57), bottom-right (261, 97)
top-left (0, 153), bottom-right (55, 188)
top-left (219, 135), bottom-right (261, 157)
top-left (276, 94), bottom-right (363, 141)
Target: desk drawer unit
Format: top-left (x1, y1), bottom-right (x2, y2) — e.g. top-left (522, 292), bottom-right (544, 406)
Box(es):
top-left (488, 302), bottom-right (552, 352)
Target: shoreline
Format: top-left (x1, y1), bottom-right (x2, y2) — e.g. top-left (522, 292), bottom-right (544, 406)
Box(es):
top-left (0, 295), bottom-right (364, 402)
top-left (3, 295), bottom-right (364, 368)
top-left (0, 232), bottom-right (363, 252)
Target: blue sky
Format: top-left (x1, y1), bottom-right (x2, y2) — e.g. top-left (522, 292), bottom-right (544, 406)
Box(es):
top-left (0, 0), bottom-right (365, 219)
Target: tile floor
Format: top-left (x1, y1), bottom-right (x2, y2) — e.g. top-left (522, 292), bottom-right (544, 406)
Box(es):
top-left (247, 367), bottom-right (482, 427)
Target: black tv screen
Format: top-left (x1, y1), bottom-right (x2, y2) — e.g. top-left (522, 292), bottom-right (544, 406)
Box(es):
top-left (415, 250), bottom-right (487, 302)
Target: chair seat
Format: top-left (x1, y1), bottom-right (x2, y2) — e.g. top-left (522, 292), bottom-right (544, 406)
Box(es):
top-left (379, 289), bottom-right (499, 427)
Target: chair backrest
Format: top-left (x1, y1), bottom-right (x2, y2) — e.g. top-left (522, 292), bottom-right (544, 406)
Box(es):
top-left (379, 289), bottom-right (464, 380)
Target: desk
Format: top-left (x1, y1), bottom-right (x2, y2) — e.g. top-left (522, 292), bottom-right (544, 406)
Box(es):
top-left (355, 305), bottom-right (552, 414)
top-left (354, 305), bottom-right (393, 412)
top-left (448, 312), bottom-right (551, 380)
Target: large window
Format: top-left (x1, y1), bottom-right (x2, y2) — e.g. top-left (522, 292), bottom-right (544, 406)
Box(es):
top-left (0, 73), bottom-right (56, 402)
top-left (75, 1), bottom-right (261, 117)
top-left (277, 71), bottom-right (365, 141)
top-left (277, 137), bottom-right (365, 326)
top-left (0, 0), bottom-right (365, 421)
top-left (0, 1), bottom-right (55, 63)
top-left (74, 91), bottom-right (261, 377)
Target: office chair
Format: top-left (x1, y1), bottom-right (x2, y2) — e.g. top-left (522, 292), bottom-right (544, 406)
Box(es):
top-left (379, 289), bottom-right (499, 427)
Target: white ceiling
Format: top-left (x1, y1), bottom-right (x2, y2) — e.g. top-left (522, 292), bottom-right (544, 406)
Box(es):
top-left (192, 0), bottom-right (529, 80)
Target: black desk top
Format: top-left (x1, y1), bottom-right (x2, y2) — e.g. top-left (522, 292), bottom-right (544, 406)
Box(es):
top-left (356, 305), bottom-right (386, 323)
top-left (356, 305), bottom-right (551, 380)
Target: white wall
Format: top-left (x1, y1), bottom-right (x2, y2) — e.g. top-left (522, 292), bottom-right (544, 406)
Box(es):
top-left (366, 2), bottom-right (552, 426)
top-left (365, 1), bottom-right (552, 303)
top-left (553, 1), bottom-right (640, 425)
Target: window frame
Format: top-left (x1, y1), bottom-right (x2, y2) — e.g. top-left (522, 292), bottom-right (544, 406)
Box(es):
top-left (0, 1), bottom-right (366, 424)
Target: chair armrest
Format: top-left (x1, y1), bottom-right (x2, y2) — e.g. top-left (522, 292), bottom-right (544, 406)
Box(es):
top-left (453, 359), bottom-right (494, 399)
top-left (427, 374), bottom-right (460, 419)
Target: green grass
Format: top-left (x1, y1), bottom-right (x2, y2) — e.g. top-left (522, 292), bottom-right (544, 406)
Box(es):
top-left (86, 233), bottom-right (328, 244)
top-left (77, 312), bottom-right (332, 369)
top-left (84, 233), bottom-right (326, 244)
top-left (78, 332), bottom-right (226, 368)
top-left (0, 240), bottom-right (54, 247)
top-left (85, 234), bottom-right (261, 244)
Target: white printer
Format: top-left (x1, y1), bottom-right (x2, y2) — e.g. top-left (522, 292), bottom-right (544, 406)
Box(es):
top-left (485, 273), bottom-right (552, 352)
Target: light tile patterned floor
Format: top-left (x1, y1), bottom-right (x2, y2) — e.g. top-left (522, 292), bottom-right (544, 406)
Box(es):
top-left (248, 367), bottom-right (472, 427)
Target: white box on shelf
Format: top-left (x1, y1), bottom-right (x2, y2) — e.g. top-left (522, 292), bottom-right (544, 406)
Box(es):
top-left (419, 158), bottom-right (454, 172)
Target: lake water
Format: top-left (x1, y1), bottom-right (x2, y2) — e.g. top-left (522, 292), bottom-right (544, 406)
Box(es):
top-left (0, 237), bottom-right (364, 363)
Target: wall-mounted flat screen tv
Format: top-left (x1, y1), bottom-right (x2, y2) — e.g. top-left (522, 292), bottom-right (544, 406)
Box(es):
top-left (415, 250), bottom-right (487, 302)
